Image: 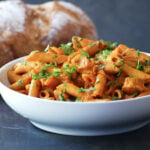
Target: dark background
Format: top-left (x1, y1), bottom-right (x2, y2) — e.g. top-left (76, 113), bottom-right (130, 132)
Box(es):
top-left (0, 0), bottom-right (150, 150)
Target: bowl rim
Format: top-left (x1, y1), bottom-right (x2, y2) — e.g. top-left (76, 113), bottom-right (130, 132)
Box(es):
top-left (0, 54), bottom-right (150, 105)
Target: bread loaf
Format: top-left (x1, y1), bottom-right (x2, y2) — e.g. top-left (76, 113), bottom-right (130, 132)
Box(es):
top-left (0, 0), bottom-right (97, 66)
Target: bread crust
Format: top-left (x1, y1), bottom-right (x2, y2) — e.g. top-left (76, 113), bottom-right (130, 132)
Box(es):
top-left (0, 1), bottom-right (97, 66)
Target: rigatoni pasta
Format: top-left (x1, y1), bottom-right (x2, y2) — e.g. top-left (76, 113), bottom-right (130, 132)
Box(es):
top-left (7, 36), bottom-right (150, 102)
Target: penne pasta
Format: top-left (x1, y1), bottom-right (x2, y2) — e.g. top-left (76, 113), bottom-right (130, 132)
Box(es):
top-left (26, 52), bottom-right (67, 64)
top-left (29, 79), bottom-right (41, 97)
top-left (7, 36), bottom-right (150, 102)
top-left (9, 76), bottom-right (31, 91)
top-left (7, 70), bottom-right (22, 84)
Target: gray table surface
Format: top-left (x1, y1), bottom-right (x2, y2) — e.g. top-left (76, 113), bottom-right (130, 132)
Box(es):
top-left (0, 0), bottom-right (150, 149)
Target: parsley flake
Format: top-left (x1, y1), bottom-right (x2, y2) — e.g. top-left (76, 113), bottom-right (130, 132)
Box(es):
top-left (99, 64), bottom-right (105, 70)
top-left (136, 60), bottom-right (144, 71)
top-left (117, 66), bottom-right (123, 76)
top-left (63, 64), bottom-right (77, 78)
top-left (136, 50), bottom-right (140, 56)
top-left (75, 97), bottom-right (81, 102)
top-left (46, 61), bottom-right (57, 67)
top-left (60, 42), bottom-right (74, 55)
top-left (145, 59), bottom-right (150, 67)
top-left (96, 78), bottom-right (100, 83)
top-left (58, 89), bottom-right (66, 101)
top-left (132, 92), bottom-right (140, 97)
top-left (77, 43), bottom-right (81, 48)
top-left (78, 87), bottom-right (95, 93)
top-left (112, 96), bottom-right (118, 100)
top-left (101, 40), bottom-right (118, 49)
top-left (81, 50), bottom-right (90, 58)
top-left (52, 54), bottom-right (57, 58)
top-left (17, 79), bottom-right (23, 85)
top-left (44, 45), bottom-right (50, 52)
top-left (35, 83), bottom-right (38, 87)
top-left (129, 75), bottom-right (136, 78)
top-left (99, 49), bottom-right (112, 59)
top-left (52, 69), bottom-right (62, 77)
top-left (89, 43), bottom-right (96, 47)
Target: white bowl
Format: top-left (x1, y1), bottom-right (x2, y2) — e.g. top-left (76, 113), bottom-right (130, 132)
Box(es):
top-left (0, 57), bottom-right (150, 136)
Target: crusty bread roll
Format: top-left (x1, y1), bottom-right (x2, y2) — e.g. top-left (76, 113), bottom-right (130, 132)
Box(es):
top-left (0, 0), bottom-right (97, 67)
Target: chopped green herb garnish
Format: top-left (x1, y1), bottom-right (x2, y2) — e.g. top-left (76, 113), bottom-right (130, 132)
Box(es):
top-left (44, 45), bottom-right (50, 52)
top-left (63, 64), bottom-right (77, 78)
top-left (114, 64), bottom-right (117, 68)
top-left (96, 78), bottom-right (100, 83)
top-left (40, 66), bottom-right (47, 75)
top-left (132, 92), bottom-right (139, 97)
top-left (99, 64), bottom-right (105, 70)
top-left (60, 42), bottom-right (74, 55)
top-left (136, 60), bottom-right (144, 71)
top-left (119, 59), bottom-right (124, 65)
top-left (72, 40), bottom-right (77, 43)
top-left (78, 37), bottom-right (82, 41)
top-left (89, 43), bottom-right (96, 47)
top-left (109, 42), bottom-right (118, 49)
top-left (35, 83), bottom-right (38, 87)
top-left (81, 50), bottom-right (90, 58)
top-left (108, 81), bottom-right (114, 86)
top-left (22, 62), bottom-right (26, 66)
top-left (99, 49), bottom-right (113, 59)
top-left (75, 97), bottom-right (81, 102)
top-left (46, 61), bottom-right (57, 67)
top-left (101, 40), bottom-right (117, 49)
top-left (32, 73), bottom-right (50, 80)
top-left (115, 80), bottom-right (119, 87)
top-left (78, 87), bottom-right (84, 93)
top-left (77, 43), bottom-right (81, 48)
top-left (58, 92), bottom-right (64, 101)
top-left (30, 50), bottom-right (40, 54)
top-left (136, 50), bottom-right (140, 56)
top-left (58, 89), bottom-right (66, 101)
top-left (17, 79), bottom-right (23, 85)
top-left (52, 69), bottom-right (62, 77)
top-left (78, 87), bottom-right (95, 93)
top-left (72, 36), bottom-right (77, 39)
top-left (117, 66), bottom-right (123, 76)
top-left (112, 96), bottom-right (118, 100)
top-left (145, 59), bottom-right (150, 67)
top-left (52, 54), bottom-right (57, 58)
top-left (129, 75), bottom-right (136, 78)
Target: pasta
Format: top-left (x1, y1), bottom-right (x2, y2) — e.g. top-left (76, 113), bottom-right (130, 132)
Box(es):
top-left (7, 36), bottom-right (150, 102)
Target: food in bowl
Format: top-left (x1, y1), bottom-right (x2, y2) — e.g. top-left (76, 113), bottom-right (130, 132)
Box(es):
top-left (7, 36), bottom-right (150, 102)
